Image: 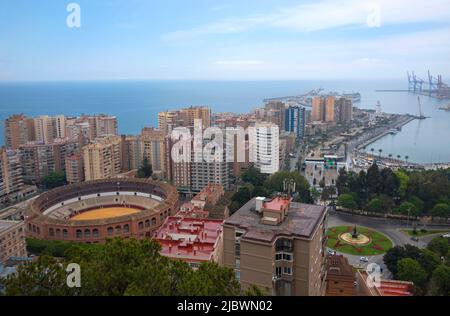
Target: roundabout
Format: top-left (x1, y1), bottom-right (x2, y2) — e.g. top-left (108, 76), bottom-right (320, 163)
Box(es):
top-left (327, 226), bottom-right (393, 256)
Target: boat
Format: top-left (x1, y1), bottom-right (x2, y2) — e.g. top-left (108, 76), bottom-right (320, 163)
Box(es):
top-left (388, 129), bottom-right (398, 135)
top-left (439, 104), bottom-right (450, 111)
top-left (343, 92), bottom-right (361, 103)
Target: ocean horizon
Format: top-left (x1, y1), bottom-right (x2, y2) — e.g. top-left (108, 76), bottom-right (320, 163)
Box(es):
top-left (1, 79), bottom-right (449, 163)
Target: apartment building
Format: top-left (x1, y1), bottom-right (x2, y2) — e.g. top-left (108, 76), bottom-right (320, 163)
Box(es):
top-left (336, 97), bottom-right (353, 122)
top-left (0, 148), bottom-right (25, 204)
top-left (250, 122), bottom-right (279, 175)
top-left (158, 106), bottom-right (211, 134)
top-left (82, 136), bottom-right (122, 181)
top-left (312, 97), bottom-right (326, 122)
top-left (223, 195), bottom-right (328, 296)
top-left (0, 220), bottom-right (27, 264)
top-left (19, 138), bottom-right (79, 183)
top-left (285, 106), bottom-right (306, 139)
top-left (191, 132), bottom-right (231, 192)
top-left (312, 96), bottom-right (353, 124)
top-left (140, 128), bottom-right (166, 176)
top-left (65, 154), bottom-right (84, 184)
top-left (4, 114), bottom-right (35, 150)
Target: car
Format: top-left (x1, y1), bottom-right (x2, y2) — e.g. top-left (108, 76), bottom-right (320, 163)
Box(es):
top-left (327, 249), bottom-right (336, 256)
top-left (441, 233), bottom-right (450, 238)
top-left (360, 257), bottom-right (369, 263)
top-left (411, 236), bottom-right (419, 242)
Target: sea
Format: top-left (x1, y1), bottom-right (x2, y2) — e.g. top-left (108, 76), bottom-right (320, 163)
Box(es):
top-left (0, 79), bottom-right (449, 164)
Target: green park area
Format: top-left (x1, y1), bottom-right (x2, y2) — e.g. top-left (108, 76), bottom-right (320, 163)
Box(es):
top-left (327, 226), bottom-right (393, 256)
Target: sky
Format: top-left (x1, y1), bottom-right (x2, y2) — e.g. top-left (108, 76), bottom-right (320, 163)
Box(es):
top-left (0, 0), bottom-right (449, 81)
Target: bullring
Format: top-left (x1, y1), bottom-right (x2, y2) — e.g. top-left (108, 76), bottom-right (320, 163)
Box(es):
top-left (26, 179), bottom-right (179, 243)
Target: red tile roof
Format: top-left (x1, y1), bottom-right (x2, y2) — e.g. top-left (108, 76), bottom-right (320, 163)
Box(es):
top-left (155, 216), bottom-right (223, 263)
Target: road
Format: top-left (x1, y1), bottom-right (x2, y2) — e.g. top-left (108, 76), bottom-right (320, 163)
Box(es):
top-left (289, 143), bottom-right (305, 172)
top-left (327, 211), bottom-right (450, 279)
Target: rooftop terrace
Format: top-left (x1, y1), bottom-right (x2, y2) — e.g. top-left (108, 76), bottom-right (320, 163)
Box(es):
top-left (225, 197), bottom-right (327, 243)
top-left (155, 216), bottom-right (223, 263)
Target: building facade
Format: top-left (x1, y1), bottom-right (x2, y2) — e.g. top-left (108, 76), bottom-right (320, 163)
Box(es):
top-left (4, 114), bottom-right (34, 150)
top-left (250, 122), bottom-right (279, 174)
top-left (285, 106), bottom-right (306, 139)
top-left (223, 196), bottom-right (328, 296)
top-left (82, 136), bottom-right (123, 181)
top-left (0, 148), bottom-right (25, 204)
top-left (65, 154), bottom-right (84, 184)
top-left (0, 220), bottom-right (27, 264)
top-left (19, 138), bottom-right (79, 183)
top-left (140, 128), bottom-right (166, 176)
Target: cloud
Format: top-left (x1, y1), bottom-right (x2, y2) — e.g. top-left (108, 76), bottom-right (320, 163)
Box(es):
top-left (162, 0), bottom-right (450, 40)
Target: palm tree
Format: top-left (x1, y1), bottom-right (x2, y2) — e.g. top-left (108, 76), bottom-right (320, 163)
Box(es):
top-left (388, 154), bottom-right (393, 162)
top-left (397, 155), bottom-right (401, 162)
top-left (378, 149), bottom-right (383, 158)
top-left (405, 155), bottom-right (409, 164)
top-left (370, 148), bottom-right (375, 157)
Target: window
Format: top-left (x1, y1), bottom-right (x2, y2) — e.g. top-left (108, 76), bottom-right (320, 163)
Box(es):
top-left (275, 238), bottom-right (293, 252)
top-left (138, 222), bottom-right (144, 230)
top-left (275, 267), bottom-right (282, 277)
top-left (124, 224), bottom-right (130, 233)
top-left (56, 229), bottom-right (61, 237)
top-left (49, 228), bottom-right (55, 237)
top-left (76, 230), bottom-right (82, 238)
top-left (115, 226), bottom-right (122, 234)
top-left (84, 229), bottom-right (91, 238)
top-left (283, 267), bottom-right (292, 275)
top-left (93, 229), bottom-right (99, 238)
top-left (63, 229), bottom-right (68, 238)
top-left (107, 227), bottom-right (114, 236)
top-left (151, 217), bottom-right (157, 225)
top-left (145, 220), bottom-right (150, 228)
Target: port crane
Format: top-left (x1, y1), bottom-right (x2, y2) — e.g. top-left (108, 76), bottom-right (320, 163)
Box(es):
top-left (408, 70), bottom-right (450, 99)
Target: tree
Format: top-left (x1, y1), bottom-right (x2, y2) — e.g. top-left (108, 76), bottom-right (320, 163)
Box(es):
top-left (397, 258), bottom-right (428, 295)
top-left (384, 245), bottom-right (421, 277)
top-left (42, 171), bottom-right (67, 190)
top-left (365, 197), bottom-right (383, 213)
top-left (396, 201), bottom-right (420, 217)
top-left (3, 255), bottom-right (73, 296)
top-left (430, 203), bottom-right (450, 219)
top-left (418, 249), bottom-right (441, 277)
top-left (337, 194), bottom-right (358, 210)
top-left (336, 168), bottom-right (349, 195)
top-left (427, 237), bottom-right (449, 258)
top-left (380, 168), bottom-right (400, 198)
top-left (241, 167), bottom-right (266, 187)
top-left (232, 187), bottom-right (252, 205)
top-left (137, 156), bottom-right (153, 178)
top-left (366, 163), bottom-right (382, 198)
top-left (264, 171), bottom-right (313, 203)
top-left (430, 265), bottom-right (450, 296)
top-left (3, 238), bottom-right (244, 296)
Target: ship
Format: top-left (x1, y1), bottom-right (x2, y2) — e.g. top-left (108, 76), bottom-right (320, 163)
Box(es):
top-left (439, 104), bottom-right (450, 111)
top-left (343, 92), bottom-right (361, 103)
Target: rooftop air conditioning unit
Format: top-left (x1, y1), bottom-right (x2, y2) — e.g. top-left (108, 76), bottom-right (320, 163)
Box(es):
top-left (255, 197), bottom-right (265, 213)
